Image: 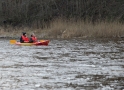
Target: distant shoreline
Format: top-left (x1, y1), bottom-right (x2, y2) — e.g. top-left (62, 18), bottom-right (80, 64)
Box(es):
top-left (0, 19), bottom-right (124, 39)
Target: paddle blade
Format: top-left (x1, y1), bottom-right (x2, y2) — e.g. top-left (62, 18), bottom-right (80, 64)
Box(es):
top-left (10, 40), bottom-right (17, 44)
top-left (40, 40), bottom-right (45, 42)
top-left (40, 40), bottom-right (49, 43)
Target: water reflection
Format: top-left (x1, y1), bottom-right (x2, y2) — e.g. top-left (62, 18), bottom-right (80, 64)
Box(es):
top-left (0, 39), bottom-right (123, 90)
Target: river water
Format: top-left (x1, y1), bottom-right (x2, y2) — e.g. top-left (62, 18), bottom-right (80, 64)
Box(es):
top-left (0, 38), bottom-right (124, 90)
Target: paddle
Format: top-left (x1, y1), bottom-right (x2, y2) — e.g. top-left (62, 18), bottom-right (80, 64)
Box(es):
top-left (40, 40), bottom-right (47, 42)
top-left (40, 40), bottom-right (49, 43)
top-left (10, 40), bottom-right (17, 44)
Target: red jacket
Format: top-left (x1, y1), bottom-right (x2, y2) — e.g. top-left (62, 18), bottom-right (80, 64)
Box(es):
top-left (21, 35), bottom-right (29, 42)
top-left (31, 36), bottom-right (37, 42)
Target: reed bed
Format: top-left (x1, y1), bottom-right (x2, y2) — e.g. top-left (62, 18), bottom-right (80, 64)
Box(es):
top-left (0, 19), bottom-right (124, 39)
top-left (48, 19), bottom-right (124, 38)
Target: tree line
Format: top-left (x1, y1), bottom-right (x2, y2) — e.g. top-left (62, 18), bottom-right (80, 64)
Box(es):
top-left (0, 0), bottom-right (124, 28)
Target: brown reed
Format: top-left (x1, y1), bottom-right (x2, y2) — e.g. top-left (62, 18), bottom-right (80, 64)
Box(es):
top-left (0, 18), bottom-right (124, 39)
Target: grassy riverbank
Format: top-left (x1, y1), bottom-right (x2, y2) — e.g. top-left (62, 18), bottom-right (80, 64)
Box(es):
top-left (0, 19), bottom-right (124, 39)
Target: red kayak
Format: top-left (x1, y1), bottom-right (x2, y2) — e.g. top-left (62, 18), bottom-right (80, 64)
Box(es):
top-left (10, 40), bottom-right (49, 46)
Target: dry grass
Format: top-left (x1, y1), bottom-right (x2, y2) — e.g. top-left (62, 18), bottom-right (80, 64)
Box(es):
top-left (48, 19), bottom-right (124, 38)
top-left (0, 19), bottom-right (124, 39)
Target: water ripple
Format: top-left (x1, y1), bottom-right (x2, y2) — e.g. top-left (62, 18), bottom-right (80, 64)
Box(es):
top-left (0, 39), bottom-right (123, 90)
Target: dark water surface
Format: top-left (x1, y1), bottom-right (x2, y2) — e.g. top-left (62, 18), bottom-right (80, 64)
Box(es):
top-left (0, 39), bottom-right (124, 90)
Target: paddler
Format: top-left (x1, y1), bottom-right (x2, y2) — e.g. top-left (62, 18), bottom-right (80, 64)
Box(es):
top-left (29, 33), bottom-right (37, 43)
top-left (20, 32), bottom-right (29, 43)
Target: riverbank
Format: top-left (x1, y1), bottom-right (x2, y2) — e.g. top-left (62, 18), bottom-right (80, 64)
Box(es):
top-left (0, 19), bottom-right (124, 39)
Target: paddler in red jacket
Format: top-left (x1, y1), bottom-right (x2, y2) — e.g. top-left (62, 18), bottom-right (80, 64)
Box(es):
top-left (29, 33), bottom-right (37, 43)
top-left (20, 32), bottom-right (29, 43)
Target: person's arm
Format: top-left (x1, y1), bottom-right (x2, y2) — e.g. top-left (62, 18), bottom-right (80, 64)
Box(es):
top-left (29, 38), bottom-right (33, 43)
top-left (20, 36), bottom-right (24, 43)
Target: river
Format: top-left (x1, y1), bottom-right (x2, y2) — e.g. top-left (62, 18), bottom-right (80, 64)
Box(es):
top-left (0, 38), bottom-right (124, 90)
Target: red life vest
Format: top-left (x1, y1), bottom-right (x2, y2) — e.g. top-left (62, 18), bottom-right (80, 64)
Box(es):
top-left (31, 36), bottom-right (37, 42)
top-left (21, 35), bottom-right (29, 42)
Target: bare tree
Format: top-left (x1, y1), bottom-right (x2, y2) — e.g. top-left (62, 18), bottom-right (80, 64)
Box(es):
top-left (0, 0), bottom-right (124, 27)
